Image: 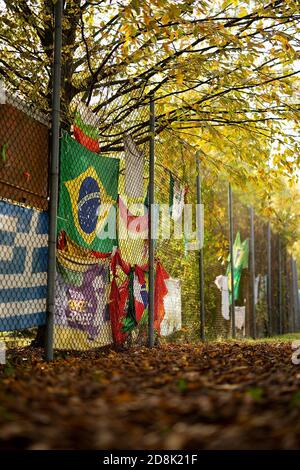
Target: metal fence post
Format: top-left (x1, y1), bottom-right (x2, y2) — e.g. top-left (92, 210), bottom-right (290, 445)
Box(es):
top-left (228, 183), bottom-right (236, 338)
top-left (267, 222), bottom-right (272, 335)
top-left (196, 157), bottom-right (205, 341)
top-left (148, 94), bottom-right (155, 348)
top-left (45, 0), bottom-right (63, 361)
top-left (278, 236), bottom-right (283, 335)
top-left (249, 206), bottom-right (256, 339)
top-left (291, 257), bottom-right (296, 332)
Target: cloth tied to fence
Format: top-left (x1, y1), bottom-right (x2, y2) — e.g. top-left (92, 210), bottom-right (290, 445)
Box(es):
top-left (214, 274), bottom-right (230, 321)
top-left (54, 234), bottom-right (112, 350)
top-left (124, 135), bottom-right (144, 198)
top-left (226, 231), bottom-right (249, 304)
top-left (118, 195), bottom-right (148, 266)
top-left (0, 199), bottom-right (48, 331)
top-left (57, 132), bottom-right (119, 254)
top-left (109, 249), bottom-right (148, 345)
top-left (73, 102), bottom-right (100, 153)
top-left (154, 261), bottom-right (170, 334)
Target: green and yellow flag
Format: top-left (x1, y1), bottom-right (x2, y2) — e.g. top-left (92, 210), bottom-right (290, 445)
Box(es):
top-left (58, 132), bottom-right (119, 253)
top-left (226, 231), bottom-right (249, 304)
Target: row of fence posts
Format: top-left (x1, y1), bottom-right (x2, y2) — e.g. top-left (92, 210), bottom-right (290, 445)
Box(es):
top-left (45, 0), bottom-right (299, 360)
top-left (148, 111), bottom-right (300, 344)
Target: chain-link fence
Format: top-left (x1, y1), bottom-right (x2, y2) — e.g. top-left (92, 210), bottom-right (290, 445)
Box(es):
top-left (154, 133), bottom-right (200, 342)
top-left (52, 91), bottom-right (151, 352)
top-left (0, 86), bottom-right (49, 349)
top-left (0, 78), bottom-right (300, 357)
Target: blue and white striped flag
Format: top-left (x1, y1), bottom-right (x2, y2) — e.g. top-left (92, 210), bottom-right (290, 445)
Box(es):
top-left (0, 199), bottom-right (48, 331)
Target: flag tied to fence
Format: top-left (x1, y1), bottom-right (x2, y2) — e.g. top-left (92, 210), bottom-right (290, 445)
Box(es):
top-left (226, 231), bottom-right (249, 304)
top-left (169, 173), bottom-right (186, 222)
top-left (73, 102), bottom-right (100, 153)
top-left (118, 196), bottom-right (148, 266)
top-left (109, 249), bottom-right (149, 344)
top-left (0, 199), bottom-right (48, 331)
top-left (58, 132), bottom-right (119, 253)
top-left (124, 135), bottom-right (144, 198)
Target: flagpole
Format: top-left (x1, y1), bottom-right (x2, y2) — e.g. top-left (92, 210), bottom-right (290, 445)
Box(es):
top-left (196, 155), bottom-right (205, 341)
top-left (45, 0), bottom-right (63, 361)
top-left (148, 94), bottom-right (155, 348)
top-left (228, 183), bottom-right (236, 339)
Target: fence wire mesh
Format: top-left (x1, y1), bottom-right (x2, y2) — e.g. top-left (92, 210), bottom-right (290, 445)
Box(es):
top-left (53, 94), bottom-right (151, 352)
top-left (0, 87), bottom-right (49, 349)
top-left (155, 133), bottom-right (200, 342)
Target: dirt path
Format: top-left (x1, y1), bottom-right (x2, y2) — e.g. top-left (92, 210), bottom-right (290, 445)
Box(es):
top-left (0, 342), bottom-right (300, 449)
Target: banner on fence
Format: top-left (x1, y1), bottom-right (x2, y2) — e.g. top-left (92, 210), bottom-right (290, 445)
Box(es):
top-left (57, 132), bottom-right (119, 253)
top-left (0, 199), bottom-right (48, 331)
top-left (54, 257), bottom-right (112, 350)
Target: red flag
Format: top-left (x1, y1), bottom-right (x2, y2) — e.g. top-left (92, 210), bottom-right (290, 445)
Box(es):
top-left (109, 278), bottom-right (128, 346)
top-left (91, 250), bottom-right (111, 260)
top-left (111, 249), bottom-right (130, 277)
top-left (133, 265), bottom-right (148, 322)
top-left (73, 102), bottom-right (100, 153)
top-left (154, 262), bottom-right (169, 334)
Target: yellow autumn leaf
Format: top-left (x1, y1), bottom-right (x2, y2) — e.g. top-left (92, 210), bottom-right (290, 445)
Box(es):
top-left (175, 70), bottom-right (184, 85)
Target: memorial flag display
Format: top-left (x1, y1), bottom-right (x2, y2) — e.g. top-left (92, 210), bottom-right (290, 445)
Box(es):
top-left (57, 132), bottom-right (119, 253)
top-left (73, 102), bottom-right (100, 153)
top-left (0, 199), bottom-right (48, 331)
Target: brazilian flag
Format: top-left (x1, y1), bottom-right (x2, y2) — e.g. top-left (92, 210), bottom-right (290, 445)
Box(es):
top-left (57, 132), bottom-right (119, 253)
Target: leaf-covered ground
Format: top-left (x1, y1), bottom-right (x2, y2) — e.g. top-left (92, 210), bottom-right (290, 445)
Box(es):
top-left (1, 341), bottom-right (300, 450)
